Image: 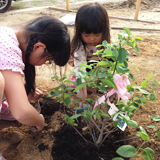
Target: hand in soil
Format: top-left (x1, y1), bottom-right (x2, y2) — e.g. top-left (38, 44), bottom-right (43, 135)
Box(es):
top-left (35, 114), bottom-right (45, 132)
top-left (28, 88), bottom-right (43, 101)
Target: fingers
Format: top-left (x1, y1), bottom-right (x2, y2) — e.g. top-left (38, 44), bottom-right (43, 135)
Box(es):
top-left (31, 114), bottom-right (45, 132)
top-left (31, 97), bottom-right (38, 102)
top-left (36, 114), bottom-right (45, 131)
top-left (34, 88), bottom-right (43, 99)
top-left (79, 102), bottom-right (83, 108)
top-left (28, 88), bottom-right (43, 101)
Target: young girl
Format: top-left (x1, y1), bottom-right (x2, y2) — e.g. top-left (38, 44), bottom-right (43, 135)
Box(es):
top-left (0, 16), bottom-right (70, 131)
top-left (71, 2), bottom-right (112, 111)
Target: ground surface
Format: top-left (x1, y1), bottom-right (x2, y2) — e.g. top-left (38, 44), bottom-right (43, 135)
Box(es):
top-left (0, 0), bottom-right (160, 160)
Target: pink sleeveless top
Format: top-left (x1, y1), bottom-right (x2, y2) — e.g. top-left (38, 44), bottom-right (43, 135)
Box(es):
top-left (0, 27), bottom-right (24, 76)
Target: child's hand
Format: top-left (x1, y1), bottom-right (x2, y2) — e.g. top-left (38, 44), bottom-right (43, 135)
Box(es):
top-left (28, 88), bottom-right (43, 101)
top-left (77, 86), bottom-right (87, 103)
top-left (35, 114), bottom-right (45, 131)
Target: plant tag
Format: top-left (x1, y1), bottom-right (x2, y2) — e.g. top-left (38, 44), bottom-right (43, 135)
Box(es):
top-left (108, 105), bottom-right (119, 116)
top-left (113, 113), bottom-right (127, 131)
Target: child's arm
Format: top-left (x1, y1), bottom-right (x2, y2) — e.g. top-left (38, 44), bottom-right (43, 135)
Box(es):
top-left (74, 46), bottom-right (88, 102)
top-left (0, 72), bottom-right (4, 105)
top-left (74, 46), bottom-right (87, 81)
top-left (2, 70), bottom-right (45, 131)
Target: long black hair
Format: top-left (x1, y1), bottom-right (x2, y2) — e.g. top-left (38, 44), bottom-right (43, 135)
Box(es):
top-left (24, 16), bottom-right (70, 95)
top-left (71, 2), bottom-right (110, 55)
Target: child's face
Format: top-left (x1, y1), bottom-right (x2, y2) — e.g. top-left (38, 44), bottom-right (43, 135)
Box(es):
top-left (81, 32), bottom-right (102, 46)
top-left (28, 42), bottom-right (49, 66)
top-left (29, 48), bottom-right (48, 66)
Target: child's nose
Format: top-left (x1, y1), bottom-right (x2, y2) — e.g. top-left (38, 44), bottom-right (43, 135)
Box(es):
top-left (89, 36), bottom-right (95, 41)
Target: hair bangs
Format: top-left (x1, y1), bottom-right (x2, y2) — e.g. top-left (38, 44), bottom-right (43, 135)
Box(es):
top-left (79, 17), bottom-right (103, 34)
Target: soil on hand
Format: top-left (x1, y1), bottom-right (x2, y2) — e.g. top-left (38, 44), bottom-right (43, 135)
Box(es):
top-left (0, 0), bottom-right (160, 160)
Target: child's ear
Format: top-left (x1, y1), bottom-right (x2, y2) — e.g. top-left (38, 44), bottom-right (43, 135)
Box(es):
top-left (33, 42), bottom-right (46, 51)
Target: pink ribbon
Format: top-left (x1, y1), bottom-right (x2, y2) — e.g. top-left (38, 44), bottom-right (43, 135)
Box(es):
top-left (93, 74), bottom-right (131, 112)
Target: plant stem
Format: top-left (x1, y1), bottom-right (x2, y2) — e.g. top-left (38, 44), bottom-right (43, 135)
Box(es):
top-left (91, 119), bottom-right (101, 132)
top-left (72, 125), bottom-right (88, 143)
top-left (96, 117), bottom-right (107, 148)
top-left (113, 60), bottom-right (118, 76)
top-left (103, 122), bottom-right (114, 130)
top-left (135, 141), bottom-right (147, 160)
top-left (100, 127), bottom-right (118, 147)
top-left (84, 119), bottom-right (96, 144)
top-left (113, 137), bottom-right (141, 143)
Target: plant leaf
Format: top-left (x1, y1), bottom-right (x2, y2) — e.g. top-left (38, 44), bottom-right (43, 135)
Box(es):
top-left (142, 147), bottom-right (155, 160)
top-left (141, 81), bottom-right (149, 87)
top-left (80, 63), bottom-right (92, 69)
top-left (97, 61), bottom-right (108, 66)
top-left (147, 125), bottom-right (156, 128)
top-left (47, 91), bottom-right (61, 97)
top-left (135, 37), bottom-right (142, 41)
top-left (113, 49), bottom-right (119, 59)
top-left (147, 74), bottom-right (153, 79)
top-left (118, 48), bottom-right (127, 63)
top-left (51, 76), bottom-right (59, 79)
top-left (139, 132), bottom-right (150, 140)
top-left (64, 97), bottom-right (71, 106)
top-left (153, 79), bottom-right (158, 87)
top-left (101, 79), bottom-right (117, 90)
top-left (102, 40), bottom-right (108, 47)
top-left (74, 83), bottom-right (87, 92)
top-left (112, 158), bottom-right (124, 160)
top-left (152, 115), bottom-right (160, 121)
top-left (139, 88), bottom-right (149, 95)
top-left (127, 120), bottom-right (138, 128)
top-left (123, 27), bottom-right (131, 36)
top-left (116, 145), bottom-right (137, 158)
top-left (149, 94), bottom-right (156, 101)
top-left (140, 126), bottom-right (148, 135)
top-left (96, 113), bottom-right (101, 119)
top-left (116, 65), bottom-right (130, 74)
top-left (134, 45), bottom-right (139, 54)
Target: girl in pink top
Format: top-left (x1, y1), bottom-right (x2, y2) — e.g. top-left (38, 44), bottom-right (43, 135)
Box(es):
top-left (0, 16), bottom-right (70, 131)
top-left (70, 3), bottom-right (112, 111)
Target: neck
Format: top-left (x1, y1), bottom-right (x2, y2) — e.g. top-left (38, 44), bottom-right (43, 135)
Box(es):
top-left (14, 30), bottom-right (28, 63)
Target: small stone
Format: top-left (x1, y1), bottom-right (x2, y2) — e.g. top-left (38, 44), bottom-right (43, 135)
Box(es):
top-left (132, 52), bottom-right (137, 56)
top-left (9, 131), bottom-right (24, 144)
top-left (82, 126), bottom-right (88, 131)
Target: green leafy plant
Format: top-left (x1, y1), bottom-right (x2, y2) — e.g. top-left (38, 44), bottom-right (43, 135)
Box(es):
top-left (113, 126), bottom-right (157, 160)
top-left (48, 28), bottom-right (158, 153)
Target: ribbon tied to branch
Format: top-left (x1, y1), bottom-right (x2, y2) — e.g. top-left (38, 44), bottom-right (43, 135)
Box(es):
top-left (93, 74), bottom-right (131, 115)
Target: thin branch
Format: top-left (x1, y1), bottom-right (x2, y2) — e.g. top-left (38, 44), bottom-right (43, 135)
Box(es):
top-left (113, 60), bottom-right (118, 75)
top-left (103, 122), bottom-right (114, 131)
top-left (72, 125), bottom-right (88, 143)
top-left (96, 117), bottom-right (106, 146)
top-left (100, 127), bottom-right (118, 147)
top-left (84, 119), bottom-right (96, 144)
top-left (91, 119), bottom-right (101, 132)
top-left (114, 137), bottom-right (141, 143)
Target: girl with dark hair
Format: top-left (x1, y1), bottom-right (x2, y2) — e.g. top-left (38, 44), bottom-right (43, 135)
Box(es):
top-left (0, 16), bottom-right (70, 131)
top-left (70, 2), bottom-right (113, 112)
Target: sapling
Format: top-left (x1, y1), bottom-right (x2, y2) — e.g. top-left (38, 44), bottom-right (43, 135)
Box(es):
top-left (48, 27), bottom-right (158, 150)
top-left (113, 126), bottom-right (159, 160)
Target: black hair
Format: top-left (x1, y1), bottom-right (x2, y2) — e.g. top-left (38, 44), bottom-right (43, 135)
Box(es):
top-left (71, 2), bottom-right (110, 55)
top-left (24, 16), bottom-right (70, 95)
